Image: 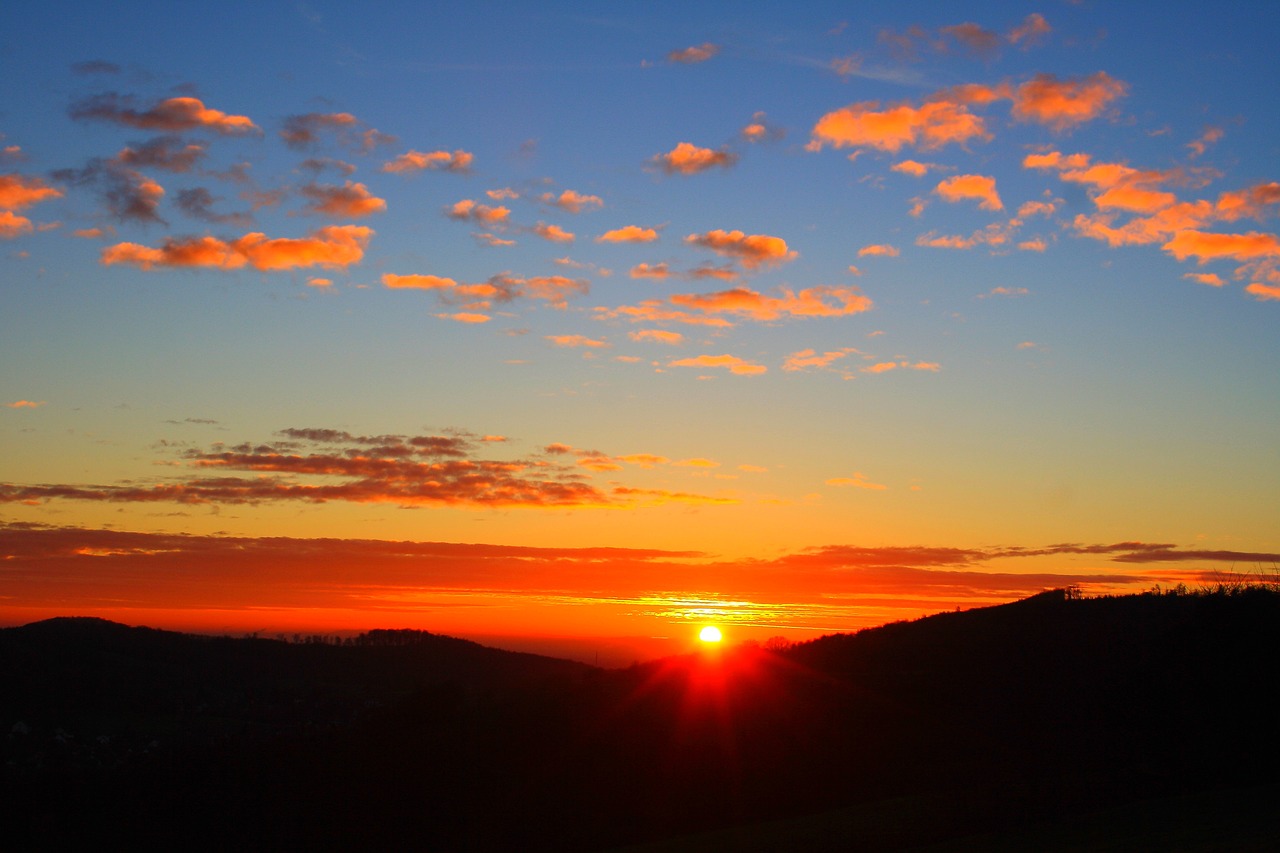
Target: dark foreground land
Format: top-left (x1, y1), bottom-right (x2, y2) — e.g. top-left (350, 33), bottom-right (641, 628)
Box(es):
top-left (4, 587), bottom-right (1279, 851)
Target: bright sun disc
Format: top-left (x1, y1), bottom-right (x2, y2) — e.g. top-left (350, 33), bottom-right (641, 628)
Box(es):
top-left (699, 626), bottom-right (722, 643)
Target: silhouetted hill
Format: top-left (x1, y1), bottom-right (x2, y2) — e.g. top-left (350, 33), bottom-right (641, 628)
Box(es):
top-left (4, 588), bottom-right (1280, 851)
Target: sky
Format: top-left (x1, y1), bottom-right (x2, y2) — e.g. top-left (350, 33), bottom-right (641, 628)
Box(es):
top-left (2, 1), bottom-right (1278, 662)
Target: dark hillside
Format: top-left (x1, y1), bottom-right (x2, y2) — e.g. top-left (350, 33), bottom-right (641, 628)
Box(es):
top-left (3, 589), bottom-right (1279, 851)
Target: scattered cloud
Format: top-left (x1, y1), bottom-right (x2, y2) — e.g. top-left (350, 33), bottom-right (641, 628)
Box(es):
top-left (279, 112), bottom-right (358, 148)
top-left (382, 149), bottom-right (473, 174)
top-left (546, 334), bottom-right (608, 348)
top-left (629, 329), bottom-right (683, 345)
top-left (541, 189), bottom-right (603, 213)
top-left (1007, 13), bottom-right (1051, 48)
top-left (446, 199), bottom-right (511, 225)
top-left (70, 94), bottom-right (258, 134)
top-left (298, 181), bottom-right (387, 218)
top-left (5, 400), bottom-right (46, 409)
top-left (101, 225), bottom-right (373, 271)
top-left (685, 229), bottom-right (796, 269)
top-left (668, 353), bottom-right (767, 376)
top-left (1011, 72), bottom-right (1128, 131)
top-left (598, 284), bottom-right (871, 327)
top-left (667, 43), bottom-right (719, 64)
top-left (651, 142), bottom-right (737, 175)
top-left (530, 221), bottom-right (575, 243)
top-left (826, 472), bottom-right (887, 490)
top-left (598, 225), bottom-right (659, 243)
top-left (934, 173), bottom-right (1003, 210)
top-left (858, 243), bottom-right (900, 257)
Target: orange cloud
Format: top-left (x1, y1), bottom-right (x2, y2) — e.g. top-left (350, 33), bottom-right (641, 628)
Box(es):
top-left (629, 329), bottom-right (683, 345)
top-left (529, 222), bottom-right (575, 243)
top-left (861, 360), bottom-right (939, 374)
top-left (810, 97), bottom-right (991, 153)
top-left (668, 354), bottom-right (765, 375)
top-left (600, 284), bottom-right (871, 326)
top-left (382, 273), bottom-right (457, 291)
top-left (0, 210), bottom-right (32, 238)
top-left (651, 142), bottom-right (737, 175)
top-left (891, 160), bottom-right (932, 177)
top-left (941, 22), bottom-right (1001, 59)
top-left (306, 277), bottom-right (332, 288)
top-left (382, 149), bottom-right (474, 174)
top-left (1007, 13), bottom-right (1051, 47)
top-left (598, 225), bottom-right (659, 243)
top-left (546, 335), bottom-right (608, 348)
top-left (916, 222), bottom-right (1014, 250)
top-left (1022, 151), bottom-right (1090, 170)
top-left (446, 199), bottom-right (510, 225)
top-left (438, 312), bottom-right (491, 324)
top-left (934, 174), bottom-right (1003, 210)
top-left (1011, 72), bottom-right (1127, 131)
top-left (630, 262), bottom-right (671, 279)
top-left (685, 229), bottom-right (796, 269)
top-left (71, 94), bottom-right (258, 134)
top-left (1183, 272), bottom-right (1225, 287)
top-left (473, 232), bottom-right (516, 247)
top-left (279, 112), bottom-right (358, 148)
top-left (1214, 182), bottom-right (1280, 222)
top-left (1162, 230), bottom-right (1280, 264)
top-left (667, 43), bottom-right (719, 64)
top-left (487, 188), bottom-right (519, 200)
top-left (541, 190), bottom-right (603, 213)
top-left (782, 348), bottom-right (859, 372)
top-left (0, 173), bottom-right (64, 210)
top-left (1187, 126), bottom-right (1225, 159)
top-left (857, 243), bottom-right (899, 257)
top-left (299, 181), bottom-right (387, 218)
top-left (5, 400), bottom-right (45, 409)
top-left (1246, 282), bottom-right (1280, 301)
top-left (826, 472), bottom-right (887, 490)
top-left (102, 225), bottom-right (373, 272)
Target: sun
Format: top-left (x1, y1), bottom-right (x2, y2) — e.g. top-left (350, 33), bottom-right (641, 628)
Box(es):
top-left (698, 625), bottom-right (723, 643)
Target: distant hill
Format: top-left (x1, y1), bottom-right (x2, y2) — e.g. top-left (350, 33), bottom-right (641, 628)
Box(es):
top-left (4, 588), bottom-right (1279, 851)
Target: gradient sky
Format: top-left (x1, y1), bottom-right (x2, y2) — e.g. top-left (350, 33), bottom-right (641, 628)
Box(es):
top-left (3, 1), bottom-right (1278, 661)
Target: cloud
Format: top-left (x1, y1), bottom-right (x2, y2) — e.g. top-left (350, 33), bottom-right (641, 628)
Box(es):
top-left (1246, 283), bottom-right (1280, 301)
top-left (113, 136), bottom-right (206, 172)
top-left (530, 222), bottom-right (575, 242)
top-left (980, 286), bottom-right (1030, 298)
top-left (1011, 72), bottom-right (1128, 131)
top-left (651, 142), bottom-right (737, 175)
top-left (541, 190), bottom-right (603, 213)
top-left (600, 284), bottom-right (871, 327)
top-left (299, 179), bottom-right (389, 217)
top-left (101, 225), bottom-right (373, 272)
top-left (1187, 126), bottom-right (1225, 159)
top-left (667, 43), bottom-right (719, 64)
top-left (940, 22), bottom-right (1001, 59)
top-left (685, 229), bottom-right (796, 269)
top-left (598, 225), bottom-right (659, 243)
top-left (934, 174), bottom-right (1003, 210)
top-left (810, 96), bottom-right (992, 153)
top-left (445, 199), bottom-right (511, 225)
top-left (382, 149), bottom-right (474, 174)
top-left (382, 273), bottom-right (458, 291)
top-left (1183, 272), bottom-right (1225, 287)
top-left (1007, 13), bottom-right (1051, 47)
top-left (70, 94), bottom-right (258, 134)
top-left (891, 160), bottom-right (933, 177)
top-left (629, 329), bottom-right (683, 345)
top-left (826, 472), bottom-right (887, 490)
top-left (473, 232), bottom-right (516, 247)
top-left (174, 187), bottom-right (253, 226)
top-left (668, 354), bottom-right (767, 376)
top-left (0, 211), bottom-right (33, 238)
top-left (546, 334), bottom-right (608, 348)
top-left (51, 161), bottom-right (165, 223)
top-left (437, 312), bottom-right (491, 323)
top-left (1161, 230), bottom-right (1280, 264)
top-left (5, 400), bottom-right (45, 408)
top-left (279, 112), bottom-right (358, 148)
top-left (782, 348), bottom-right (860, 372)
top-left (860, 360), bottom-right (940, 374)
top-left (857, 243), bottom-right (900, 257)
top-left (0, 173), bottom-right (64, 211)
top-left (915, 223), bottom-right (1014, 250)
top-left (629, 263), bottom-right (670, 279)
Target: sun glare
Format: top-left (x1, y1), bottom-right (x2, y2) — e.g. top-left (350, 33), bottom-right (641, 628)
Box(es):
top-left (699, 625), bottom-right (723, 643)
